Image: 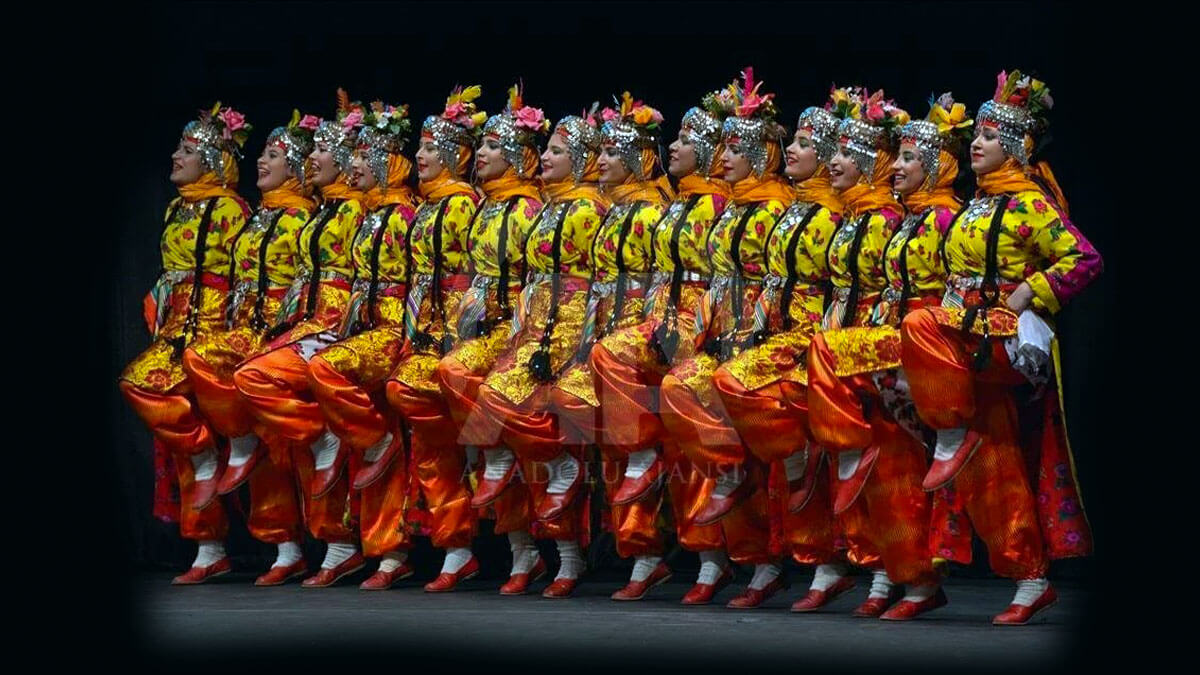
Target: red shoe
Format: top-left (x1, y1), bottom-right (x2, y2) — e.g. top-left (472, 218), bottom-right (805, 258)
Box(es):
top-left (923, 429), bottom-right (983, 491)
top-left (832, 447), bottom-right (880, 515)
top-left (500, 557), bottom-right (548, 595)
top-left (681, 566), bottom-right (735, 605)
top-left (535, 472), bottom-right (583, 522)
top-left (470, 461), bottom-right (518, 509)
top-left (611, 562), bottom-right (673, 601)
top-left (352, 433), bottom-right (404, 491)
top-left (694, 470), bottom-right (754, 526)
top-left (190, 475), bottom-right (219, 511)
top-left (310, 443), bottom-right (349, 498)
top-left (542, 577), bottom-right (580, 599)
top-left (791, 576), bottom-right (857, 612)
top-left (359, 562), bottom-right (416, 590)
top-left (853, 587), bottom-right (904, 618)
top-left (881, 587), bottom-right (949, 621)
top-left (254, 559), bottom-right (308, 587)
top-left (171, 557), bottom-right (231, 585)
top-left (727, 575), bottom-right (788, 609)
top-left (992, 585), bottom-right (1058, 626)
top-left (611, 457), bottom-right (664, 505)
top-left (301, 552), bottom-right (365, 588)
top-left (424, 556), bottom-right (481, 592)
top-left (217, 444), bottom-right (263, 495)
top-left (787, 448), bottom-right (825, 513)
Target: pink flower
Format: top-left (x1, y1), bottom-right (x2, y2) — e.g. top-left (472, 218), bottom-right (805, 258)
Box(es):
top-left (299, 115), bottom-right (321, 131)
top-left (219, 109), bottom-right (246, 134)
top-left (443, 102), bottom-right (466, 121)
top-left (514, 106), bottom-right (546, 131)
top-left (601, 108), bottom-right (620, 122)
top-left (865, 103), bottom-right (885, 121)
top-left (342, 111), bottom-right (364, 130)
top-left (538, 241), bottom-right (553, 255)
top-left (1033, 199), bottom-right (1047, 213)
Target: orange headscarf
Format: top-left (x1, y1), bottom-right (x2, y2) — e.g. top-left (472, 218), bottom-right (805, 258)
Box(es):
top-left (261, 177), bottom-right (316, 212)
top-left (838, 147), bottom-right (900, 217)
top-left (419, 167), bottom-right (477, 202)
top-left (730, 143), bottom-right (794, 205)
top-left (318, 171), bottom-right (364, 203)
top-left (976, 157), bottom-right (1069, 217)
top-left (178, 166), bottom-right (241, 203)
top-left (362, 154), bottom-right (418, 210)
top-left (903, 149), bottom-right (960, 214)
top-left (792, 164), bottom-right (841, 214)
top-left (676, 173), bottom-right (732, 200)
top-left (481, 165), bottom-right (542, 202)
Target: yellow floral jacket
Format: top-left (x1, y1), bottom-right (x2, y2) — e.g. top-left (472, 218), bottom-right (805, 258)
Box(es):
top-left (226, 204), bottom-right (310, 327)
top-left (401, 194), bottom-right (480, 351)
top-left (823, 205), bottom-right (904, 330)
top-left (341, 202), bottom-right (419, 332)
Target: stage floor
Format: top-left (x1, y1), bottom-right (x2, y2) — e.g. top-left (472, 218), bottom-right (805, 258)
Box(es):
top-left (133, 570), bottom-right (1086, 669)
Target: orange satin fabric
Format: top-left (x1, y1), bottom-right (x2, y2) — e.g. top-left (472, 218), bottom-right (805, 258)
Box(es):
top-left (385, 377), bottom-right (477, 547)
top-left (233, 347), bottom-right (327, 448)
top-left (899, 307), bottom-right (1048, 579)
top-left (590, 340), bottom-right (669, 455)
top-left (119, 380), bottom-right (214, 456)
top-left (245, 445), bottom-right (305, 544)
top-left (177, 173), bottom-right (241, 202)
top-left (287, 442), bottom-right (356, 542)
top-left (307, 354), bottom-right (390, 451)
top-left (480, 166), bottom-right (542, 201)
top-left (464, 382), bottom-right (538, 535)
top-left (713, 371), bottom-right (810, 464)
top-left (806, 332), bottom-right (873, 452)
top-left (181, 345), bottom-right (254, 439)
top-left (357, 431), bottom-right (414, 556)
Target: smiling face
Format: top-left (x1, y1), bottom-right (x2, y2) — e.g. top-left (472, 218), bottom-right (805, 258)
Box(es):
top-left (891, 141), bottom-right (926, 195)
top-left (415, 135), bottom-right (445, 181)
top-left (170, 137), bottom-right (205, 185)
top-left (668, 128), bottom-right (700, 177)
top-left (475, 133), bottom-right (509, 181)
top-left (540, 132), bottom-right (572, 183)
top-left (309, 141), bottom-right (341, 187)
top-left (970, 125), bottom-right (1006, 175)
top-left (256, 142), bottom-right (293, 191)
top-left (784, 128), bottom-right (819, 181)
top-left (598, 142), bottom-right (632, 184)
top-left (722, 139), bottom-right (752, 183)
top-left (349, 149), bottom-right (377, 191)
top-left (828, 144), bottom-right (863, 191)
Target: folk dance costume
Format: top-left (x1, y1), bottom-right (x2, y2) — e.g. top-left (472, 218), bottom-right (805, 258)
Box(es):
top-left (658, 70), bottom-right (792, 609)
top-left (120, 104), bottom-right (252, 584)
top-left (304, 102), bottom-right (421, 590)
top-left (806, 93), bottom-right (970, 619)
top-left (898, 71), bottom-right (1099, 624)
top-left (459, 110), bottom-right (609, 597)
top-left (708, 103), bottom-right (848, 609)
top-left (382, 86), bottom-right (482, 591)
top-left (588, 98), bottom-right (735, 604)
top-left (180, 114), bottom-right (317, 585)
top-left (431, 86), bottom-right (549, 594)
top-left (233, 92), bottom-right (368, 587)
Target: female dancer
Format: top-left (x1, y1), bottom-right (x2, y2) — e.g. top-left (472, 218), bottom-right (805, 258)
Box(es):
top-left (120, 103), bottom-right (252, 584)
top-left (899, 71), bottom-right (1099, 624)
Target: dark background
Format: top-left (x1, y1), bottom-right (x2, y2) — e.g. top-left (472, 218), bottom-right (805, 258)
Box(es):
top-left (88, 0), bottom-right (1121, 666)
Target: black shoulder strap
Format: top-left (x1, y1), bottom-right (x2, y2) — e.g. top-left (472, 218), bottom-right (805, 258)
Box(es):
top-left (496, 196), bottom-right (521, 320)
top-left (939, 201), bottom-right (972, 277)
top-left (171, 197), bottom-right (217, 357)
top-left (894, 208), bottom-right (932, 321)
top-left (249, 207), bottom-right (289, 330)
top-left (666, 193), bottom-right (703, 315)
top-left (727, 202), bottom-right (760, 338)
top-left (528, 201), bottom-right (570, 383)
top-left (364, 203), bottom-right (401, 330)
top-left (304, 200), bottom-right (342, 318)
top-left (838, 213), bottom-right (873, 329)
top-left (601, 200), bottom-right (648, 337)
top-left (780, 203), bottom-right (821, 331)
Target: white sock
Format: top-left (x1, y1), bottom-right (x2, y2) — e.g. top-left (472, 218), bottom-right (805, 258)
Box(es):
top-left (697, 550), bottom-right (729, 585)
top-left (363, 431), bottom-right (394, 463)
top-left (868, 569), bottom-right (893, 599)
top-left (321, 542), bottom-right (357, 569)
top-left (191, 447), bottom-right (219, 481)
top-left (837, 450), bottom-right (863, 480)
top-left (1012, 578), bottom-right (1050, 606)
top-left (311, 429), bottom-right (341, 470)
top-left (378, 550), bottom-right (409, 573)
top-left (545, 453), bottom-right (581, 494)
top-left (712, 466), bottom-right (744, 497)
top-left (192, 540), bottom-right (225, 567)
top-left (624, 448), bottom-right (658, 478)
top-left (783, 445), bottom-right (809, 482)
top-left (228, 434), bottom-right (258, 467)
top-left (630, 555), bottom-right (663, 582)
top-left (508, 531), bottom-right (539, 574)
top-left (273, 541), bottom-right (303, 568)
top-left (811, 563), bottom-right (849, 591)
top-left (748, 563), bottom-right (781, 590)
top-left (555, 540), bottom-right (584, 580)
top-left (441, 547), bottom-right (473, 574)
top-left (484, 448), bottom-right (516, 480)
top-left (903, 583), bottom-right (939, 603)
top-left (934, 427), bottom-right (968, 462)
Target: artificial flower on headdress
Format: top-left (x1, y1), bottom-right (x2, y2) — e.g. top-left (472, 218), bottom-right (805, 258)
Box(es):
top-left (442, 84), bottom-right (489, 129)
top-left (705, 67), bottom-right (779, 122)
top-left (824, 85), bottom-right (866, 120)
top-left (993, 69), bottom-right (1053, 116)
top-left (203, 101), bottom-right (253, 151)
top-left (601, 91), bottom-right (663, 130)
top-left (505, 83), bottom-right (550, 133)
top-left (926, 92), bottom-right (974, 146)
top-left (335, 88), bottom-right (368, 131)
top-left (581, 102), bottom-right (601, 128)
top-left (861, 88), bottom-right (910, 130)
top-left (365, 100), bottom-right (413, 137)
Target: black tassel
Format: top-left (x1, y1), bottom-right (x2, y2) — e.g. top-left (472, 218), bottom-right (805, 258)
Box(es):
top-left (961, 305), bottom-right (980, 333)
top-left (971, 334), bottom-right (993, 372)
top-left (649, 322), bottom-right (680, 366)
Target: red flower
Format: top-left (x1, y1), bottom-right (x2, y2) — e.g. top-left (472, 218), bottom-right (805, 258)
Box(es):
top-left (182, 230), bottom-right (195, 240)
top-left (1032, 199), bottom-right (1047, 214)
top-left (1006, 198), bottom-right (1020, 211)
top-left (1017, 224), bottom-right (1033, 238)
